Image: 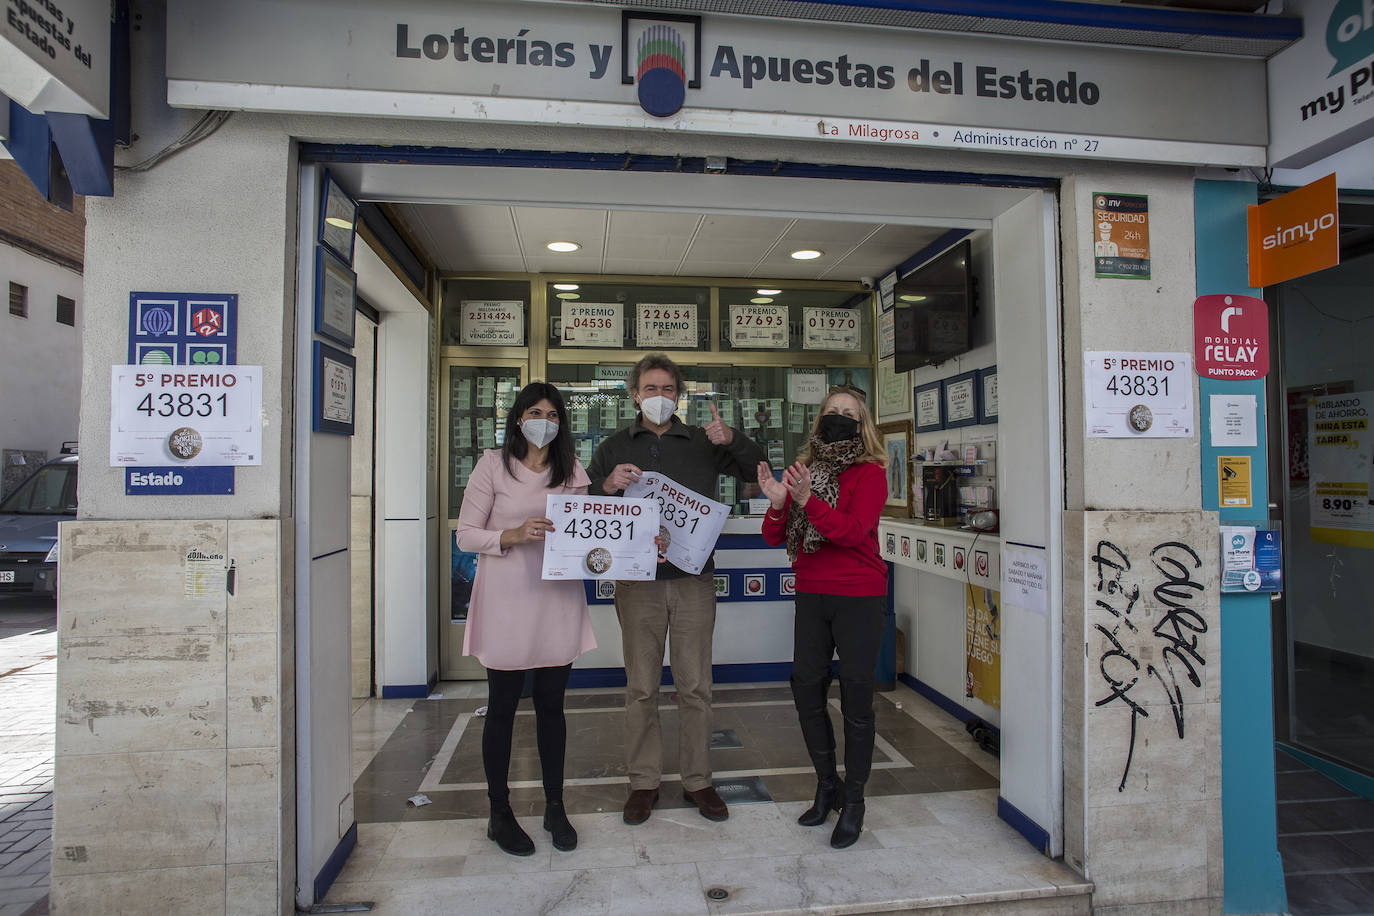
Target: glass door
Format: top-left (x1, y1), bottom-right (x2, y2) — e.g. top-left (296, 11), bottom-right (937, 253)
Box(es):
top-left (440, 358), bottom-right (526, 680)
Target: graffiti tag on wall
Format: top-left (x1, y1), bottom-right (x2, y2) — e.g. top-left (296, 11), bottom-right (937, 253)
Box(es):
top-left (1091, 538), bottom-right (1208, 792)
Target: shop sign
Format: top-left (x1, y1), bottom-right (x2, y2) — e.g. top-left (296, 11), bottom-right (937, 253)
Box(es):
top-left (1194, 294), bottom-right (1269, 380)
top-left (1247, 174), bottom-right (1340, 288)
top-left (1267, 0), bottom-right (1374, 168)
top-left (803, 307), bottom-right (861, 351)
top-left (1308, 390), bottom-right (1374, 548)
top-left (1084, 351), bottom-right (1193, 438)
top-left (635, 303), bottom-right (696, 348)
top-left (1, 0), bottom-right (109, 117)
top-left (166, 1), bottom-right (1270, 167)
top-left (1092, 192), bottom-right (1150, 280)
top-left (561, 302), bottom-right (623, 347)
top-left (461, 300), bottom-right (524, 346)
top-left (728, 304), bottom-right (788, 349)
top-left (109, 365), bottom-right (264, 466)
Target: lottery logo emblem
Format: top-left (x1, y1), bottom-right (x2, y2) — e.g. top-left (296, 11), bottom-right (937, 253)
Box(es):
top-left (744, 573), bottom-right (765, 596)
top-left (954, 548), bottom-right (966, 571)
top-left (974, 550), bottom-right (989, 578)
top-left (901, 536), bottom-right (911, 558)
top-left (141, 306), bottom-right (174, 337)
top-left (780, 573), bottom-right (796, 597)
top-left (635, 24), bottom-right (688, 117)
top-left (1129, 404), bottom-right (1153, 432)
top-left (168, 427), bottom-right (203, 460)
top-left (191, 307), bottom-right (224, 338)
top-left (584, 548), bottom-right (613, 576)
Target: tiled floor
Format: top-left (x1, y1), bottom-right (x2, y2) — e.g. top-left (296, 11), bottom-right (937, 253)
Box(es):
top-left (0, 598), bottom-right (55, 916)
top-left (1277, 749), bottom-right (1374, 916)
top-left (333, 680), bottom-right (1091, 915)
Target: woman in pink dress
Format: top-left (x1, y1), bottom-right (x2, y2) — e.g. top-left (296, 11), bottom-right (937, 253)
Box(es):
top-left (456, 382), bottom-right (596, 856)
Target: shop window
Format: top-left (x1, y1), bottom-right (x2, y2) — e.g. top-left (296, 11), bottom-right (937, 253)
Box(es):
top-left (56, 295), bottom-right (76, 327)
top-left (9, 283), bottom-right (27, 318)
top-left (546, 281), bottom-right (710, 351)
top-left (719, 286), bottom-right (871, 355)
top-left (441, 279), bottom-right (531, 347)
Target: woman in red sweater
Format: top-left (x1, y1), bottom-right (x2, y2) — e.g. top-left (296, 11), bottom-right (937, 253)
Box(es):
top-left (758, 385), bottom-right (888, 848)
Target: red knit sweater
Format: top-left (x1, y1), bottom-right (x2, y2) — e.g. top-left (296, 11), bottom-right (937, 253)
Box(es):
top-left (761, 460), bottom-right (889, 597)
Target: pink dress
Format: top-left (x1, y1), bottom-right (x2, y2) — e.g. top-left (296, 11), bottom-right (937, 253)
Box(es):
top-left (456, 449), bottom-right (597, 670)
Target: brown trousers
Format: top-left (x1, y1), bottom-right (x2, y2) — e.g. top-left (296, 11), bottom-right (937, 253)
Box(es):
top-left (614, 571), bottom-right (717, 792)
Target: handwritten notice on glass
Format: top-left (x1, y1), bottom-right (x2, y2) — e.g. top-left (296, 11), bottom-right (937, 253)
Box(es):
top-left (803, 307), bottom-right (861, 351)
top-left (729, 304), bottom-right (789, 349)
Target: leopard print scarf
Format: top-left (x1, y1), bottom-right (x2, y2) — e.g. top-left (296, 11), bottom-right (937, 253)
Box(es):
top-left (784, 433), bottom-right (866, 562)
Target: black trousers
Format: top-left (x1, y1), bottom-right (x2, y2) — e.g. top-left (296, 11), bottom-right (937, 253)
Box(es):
top-left (790, 592), bottom-right (886, 792)
top-left (482, 663), bottom-right (573, 806)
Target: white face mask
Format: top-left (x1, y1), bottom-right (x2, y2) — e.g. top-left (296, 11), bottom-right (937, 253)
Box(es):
top-left (639, 395), bottom-right (676, 425)
top-left (520, 418), bottom-right (559, 449)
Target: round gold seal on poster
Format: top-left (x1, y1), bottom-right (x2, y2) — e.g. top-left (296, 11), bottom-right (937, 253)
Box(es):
top-left (1128, 404), bottom-right (1153, 433)
top-left (584, 547), bottom-right (613, 575)
top-left (168, 427), bottom-right (203, 460)
top-left (658, 526), bottom-right (672, 549)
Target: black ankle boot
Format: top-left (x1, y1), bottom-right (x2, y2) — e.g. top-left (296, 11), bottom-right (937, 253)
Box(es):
top-left (487, 804), bottom-right (535, 856)
top-left (543, 800), bottom-right (577, 851)
top-left (830, 799), bottom-right (865, 848)
top-left (797, 776), bottom-right (843, 827)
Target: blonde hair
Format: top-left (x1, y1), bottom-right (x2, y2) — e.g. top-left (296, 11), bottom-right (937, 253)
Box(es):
top-left (799, 389), bottom-right (888, 468)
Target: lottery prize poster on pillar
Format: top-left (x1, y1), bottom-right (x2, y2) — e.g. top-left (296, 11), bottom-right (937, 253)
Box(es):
top-left (623, 472), bottom-right (729, 575)
top-left (1308, 391), bottom-right (1374, 548)
top-left (541, 495), bottom-right (660, 580)
top-left (1084, 352), bottom-right (1193, 438)
top-left (965, 586), bottom-right (1001, 710)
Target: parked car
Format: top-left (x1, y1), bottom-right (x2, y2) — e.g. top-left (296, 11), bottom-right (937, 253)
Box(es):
top-left (0, 445), bottom-right (77, 597)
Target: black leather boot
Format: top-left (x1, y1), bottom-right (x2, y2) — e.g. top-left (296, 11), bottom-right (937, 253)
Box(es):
top-left (487, 803), bottom-right (535, 856)
top-left (798, 774), bottom-right (843, 827)
top-left (830, 795), bottom-right (866, 848)
top-left (543, 800), bottom-right (577, 851)
top-left (792, 673), bottom-right (840, 826)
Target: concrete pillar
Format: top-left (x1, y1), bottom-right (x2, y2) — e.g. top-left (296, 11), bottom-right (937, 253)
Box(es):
top-left (51, 96), bottom-right (299, 914)
top-left (1060, 170), bottom-right (1225, 915)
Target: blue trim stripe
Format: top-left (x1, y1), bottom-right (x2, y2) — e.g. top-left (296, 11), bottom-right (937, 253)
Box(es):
top-left (784, 0), bottom-right (1300, 40)
top-left (584, 568), bottom-right (796, 605)
top-left (569, 661), bottom-right (793, 689)
top-left (998, 795), bottom-right (1051, 855)
top-left (897, 673), bottom-right (1001, 738)
top-left (381, 684), bottom-right (430, 699)
top-left (313, 820), bottom-right (357, 903)
top-left (298, 145), bottom-right (1060, 191)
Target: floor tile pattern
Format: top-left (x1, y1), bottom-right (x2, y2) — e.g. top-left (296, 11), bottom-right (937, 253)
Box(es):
top-left (0, 600), bottom-right (55, 916)
top-left (337, 681), bottom-right (1088, 915)
top-left (1277, 749), bottom-right (1374, 916)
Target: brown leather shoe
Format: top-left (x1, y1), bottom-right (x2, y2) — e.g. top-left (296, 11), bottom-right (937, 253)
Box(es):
top-left (623, 787), bottom-right (659, 825)
top-left (683, 785), bottom-right (729, 821)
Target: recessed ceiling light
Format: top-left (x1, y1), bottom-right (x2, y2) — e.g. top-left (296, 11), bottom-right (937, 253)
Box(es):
top-left (546, 241), bottom-right (581, 252)
top-left (324, 216), bottom-right (353, 229)
top-left (899, 294), bottom-right (927, 303)
top-left (553, 283), bottom-right (580, 291)
top-left (556, 292), bottom-right (581, 300)
top-left (789, 249), bottom-right (822, 260)
top-left (750, 297), bottom-right (774, 304)
top-left (756, 288), bottom-right (781, 295)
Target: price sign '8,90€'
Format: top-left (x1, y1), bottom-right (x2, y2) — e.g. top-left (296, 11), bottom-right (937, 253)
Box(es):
top-left (110, 365), bottom-right (263, 466)
top-left (1084, 351), bottom-right (1193, 438)
top-left (541, 495), bottom-right (660, 581)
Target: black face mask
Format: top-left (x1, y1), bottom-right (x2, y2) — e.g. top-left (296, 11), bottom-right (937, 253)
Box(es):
top-left (817, 414), bottom-right (860, 443)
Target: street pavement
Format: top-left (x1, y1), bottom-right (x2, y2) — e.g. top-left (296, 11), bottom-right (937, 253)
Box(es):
top-left (0, 597), bottom-right (55, 916)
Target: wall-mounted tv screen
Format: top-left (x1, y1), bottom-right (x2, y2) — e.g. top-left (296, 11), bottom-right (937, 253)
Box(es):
top-left (893, 239), bottom-right (974, 373)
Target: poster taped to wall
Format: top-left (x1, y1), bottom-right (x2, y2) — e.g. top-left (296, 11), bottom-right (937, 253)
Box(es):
top-left (965, 586), bottom-right (1001, 710)
top-left (1308, 390), bottom-right (1374, 549)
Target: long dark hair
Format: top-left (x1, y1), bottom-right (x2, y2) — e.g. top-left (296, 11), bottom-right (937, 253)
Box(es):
top-left (502, 382), bottom-right (576, 488)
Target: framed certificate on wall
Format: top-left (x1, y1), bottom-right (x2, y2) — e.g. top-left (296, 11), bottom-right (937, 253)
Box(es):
top-left (914, 380), bottom-right (944, 433)
top-left (314, 245), bottom-right (356, 349)
top-left (943, 370), bottom-right (981, 429)
top-left (979, 366), bottom-right (999, 424)
top-left (318, 170), bottom-right (357, 264)
top-left (312, 341), bottom-right (356, 435)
